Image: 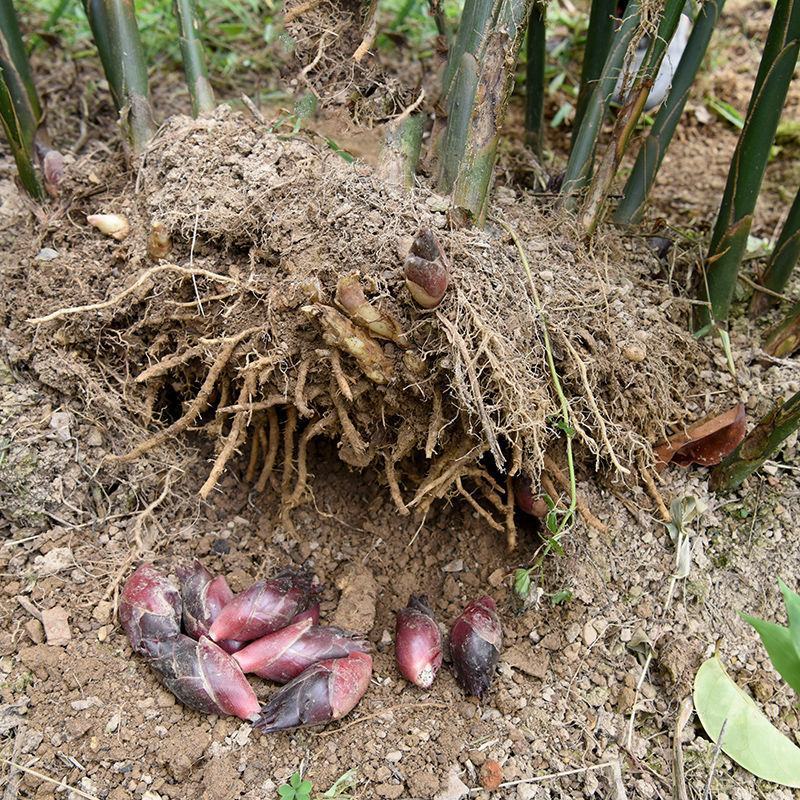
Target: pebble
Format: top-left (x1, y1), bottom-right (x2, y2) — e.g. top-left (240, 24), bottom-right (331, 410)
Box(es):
top-left (583, 622), bottom-right (598, 646)
top-left (35, 247), bottom-right (59, 261)
top-left (25, 619), bottom-right (44, 644)
top-left (488, 568), bottom-right (505, 588)
top-left (442, 558), bottom-right (464, 573)
top-left (106, 713), bottom-right (121, 734)
top-left (385, 751), bottom-right (403, 763)
top-left (42, 606), bottom-right (71, 646)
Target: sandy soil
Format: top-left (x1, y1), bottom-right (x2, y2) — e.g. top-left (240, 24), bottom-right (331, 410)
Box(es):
top-left (2, 0), bottom-right (800, 799)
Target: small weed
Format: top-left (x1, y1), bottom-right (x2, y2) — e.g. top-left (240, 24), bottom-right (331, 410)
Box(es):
top-left (278, 772), bottom-right (312, 800)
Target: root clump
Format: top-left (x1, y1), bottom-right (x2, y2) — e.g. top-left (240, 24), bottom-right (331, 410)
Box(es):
top-left (16, 107), bottom-right (706, 538)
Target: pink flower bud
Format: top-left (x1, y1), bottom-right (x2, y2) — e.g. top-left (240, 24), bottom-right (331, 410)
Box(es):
top-left (254, 651), bottom-right (372, 733)
top-left (395, 595), bottom-right (442, 688)
top-left (449, 596), bottom-right (502, 699)
top-left (119, 563), bottom-right (182, 654)
top-left (209, 568), bottom-right (319, 643)
top-left (142, 635), bottom-right (260, 721)
top-left (178, 560), bottom-right (244, 653)
top-left (234, 619), bottom-right (371, 683)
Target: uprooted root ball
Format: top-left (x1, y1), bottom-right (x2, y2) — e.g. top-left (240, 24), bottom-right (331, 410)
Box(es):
top-left (20, 107), bottom-right (704, 542)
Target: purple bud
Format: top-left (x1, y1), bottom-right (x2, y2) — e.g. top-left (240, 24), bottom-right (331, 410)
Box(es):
top-left (178, 560), bottom-right (244, 652)
top-left (254, 652), bottom-right (372, 733)
top-left (291, 603), bottom-right (321, 626)
top-left (395, 595), bottom-right (442, 688)
top-left (234, 619), bottom-right (371, 683)
top-left (209, 568), bottom-right (319, 643)
top-left (119, 563), bottom-right (182, 654)
top-left (449, 596), bottom-right (502, 699)
top-left (143, 635), bottom-right (260, 721)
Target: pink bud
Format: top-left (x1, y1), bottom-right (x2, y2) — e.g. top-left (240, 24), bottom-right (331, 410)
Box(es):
top-left (143, 635), bottom-right (260, 721)
top-left (234, 619), bottom-right (371, 683)
top-left (209, 568), bottom-right (319, 643)
top-left (404, 228), bottom-right (449, 309)
top-left (178, 560), bottom-right (244, 653)
top-left (254, 651), bottom-right (372, 733)
top-left (449, 596), bottom-right (502, 699)
top-left (395, 595), bottom-right (442, 688)
top-left (119, 563), bottom-right (182, 654)
top-left (512, 475), bottom-right (548, 518)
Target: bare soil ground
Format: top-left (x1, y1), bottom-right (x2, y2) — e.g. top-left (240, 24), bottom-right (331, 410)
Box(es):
top-left (2, 1), bottom-right (800, 799)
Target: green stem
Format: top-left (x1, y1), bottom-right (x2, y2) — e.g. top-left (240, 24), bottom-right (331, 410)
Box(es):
top-left (441, 0), bottom-right (496, 99)
top-left (524, 1), bottom-right (545, 158)
top-left (0, 0), bottom-right (44, 199)
top-left (580, 0), bottom-right (687, 232)
top-left (750, 184), bottom-right (800, 316)
top-left (698, 0), bottom-right (800, 328)
top-left (710, 391), bottom-right (800, 491)
top-left (83, 0), bottom-right (155, 152)
top-left (561, 0), bottom-right (640, 209)
top-left (614, 0), bottom-right (726, 225)
top-left (173, 0), bottom-right (215, 116)
top-left (764, 300), bottom-right (800, 357)
top-left (377, 112), bottom-right (423, 189)
top-left (572, 0), bottom-right (615, 137)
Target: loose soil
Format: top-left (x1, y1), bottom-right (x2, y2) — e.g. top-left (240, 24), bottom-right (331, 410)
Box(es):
top-left (2, 1), bottom-right (800, 799)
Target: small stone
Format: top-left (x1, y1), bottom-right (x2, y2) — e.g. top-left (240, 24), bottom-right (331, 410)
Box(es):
top-left (386, 750), bottom-right (403, 763)
top-left (155, 689), bottom-right (176, 708)
top-left (376, 784), bottom-right (404, 799)
top-left (25, 619), bottom-right (44, 644)
top-left (70, 697), bottom-right (100, 711)
top-left (86, 428), bottom-right (104, 447)
top-left (539, 270), bottom-right (554, 280)
top-left (97, 625), bottom-right (110, 642)
top-left (468, 749), bottom-right (486, 766)
top-left (488, 568), bottom-right (505, 588)
top-left (48, 411), bottom-right (72, 442)
top-left (583, 622), bottom-right (598, 646)
top-left (106, 712), bottom-right (121, 733)
top-left (436, 767), bottom-right (469, 800)
top-left (93, 601), bottom-right (112, 624)
top-left (89, 736), bottom-right (101, 752)
top-left (34, 547), bottom-right (73, 576)
top-left (442, 559), bottom-right (464, 573)
top-left (41, 607), bottom-right (71, 646)
top-left (479, 760), bottom-right (502, 791)
top-left (622, 343), bottom-right (647, 362)
top-left (35, 248), bottom-right (59, 261)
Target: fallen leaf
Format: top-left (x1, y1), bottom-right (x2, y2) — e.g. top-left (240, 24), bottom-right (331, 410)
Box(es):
top-left (654, 404), bottom-right (746, 471)
top-left (694, 656), bottom-right (800, 788)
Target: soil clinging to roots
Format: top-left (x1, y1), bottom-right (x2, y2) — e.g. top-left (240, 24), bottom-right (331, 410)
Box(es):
top-left (17, 107), bottom-right (705, 542)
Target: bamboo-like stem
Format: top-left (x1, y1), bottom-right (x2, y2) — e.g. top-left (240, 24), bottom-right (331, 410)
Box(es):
top-left (698, 0), bottom-right (800, 328)
top-left (441, 0), bottom-right (496, 99)
top-left (764, 300), bottom-right (800, 357)
top-left (750, 184), bottom-right (800, 316)
top-left (572, 0), bottom-right (615, 136)
top-left (377, 113), bottom-right (423, 189)
top-left (580, 0), bottom-right (687, 232)
top-left (83, 0), bottom-right (155, 152)
top-left (614, 0), bottom-right (726, 225)
top-left (560, 0), bottom-right (640, 208)
top-left (524, 1), bottom-right (545, 157)
top-left (173, 0), bottom-right (215, 116)
top-left (0, 0), bottom-right (44, 199)
top-left (710, 391), bottom-right (800, 491)
top-left (449, 0), bottom-right (533, 224)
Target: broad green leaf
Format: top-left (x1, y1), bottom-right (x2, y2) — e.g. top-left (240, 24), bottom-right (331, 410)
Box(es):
top-left (298, 780), bottom-right (312, 794)
top-left (551, 588), bottom-right (573, 605)
top-left (778, 578), bottom-right (800, 656)
top-left (741, 612), bottom-right (800, 695)
top-left (290, 772), bottom-right (302, 788)
top-left (694, 657), bottom-right (800, 788)
top-left (278, 786), bottom-right (295, 799)
top-left (513, 569), bottom-right (531, 599)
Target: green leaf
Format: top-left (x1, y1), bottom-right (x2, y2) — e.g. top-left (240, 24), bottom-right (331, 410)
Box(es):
top-left (318, 768), bottom-right (358, 798)
top-left (551, 588), bottom-right (573, 605)
top-left (513, 568), bottom-right (531, 599)
top-left (290, 772), bottom-right (302, 789)
top-left (778, 578), bottom-right (800, 657)
top-left (277, 786), bottom-right (295, 800)
top-left (298, 780), bottom-right (312, 794)
top-left (545, 511), bottom-right (558, 534)
top-left (547, 537), bottom-right (564, 556)
top-left (694, 657), bottom-right (800, 788)
top-left (740, 613), bottom-right (800, 696)
top-left (543, 494), bottom-right (556, 511)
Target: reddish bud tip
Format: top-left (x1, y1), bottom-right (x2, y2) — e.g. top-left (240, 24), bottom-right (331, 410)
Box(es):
top-left (449, 596), bottom-right (502, 699)
top-left (404, 228), bottom-right (448, 309)
top-left (119, 563), bottom-right (182, 654)
top-left (178, 560), bottom-right (244, 653)
top-left (254, 651), bottom-right (372, 733)
top-left (234, 620), bottom-right (370, 683)
top-left (144, 635), bottom-right (260, 720)
top-left (291, 603), bottom-right (321, 626)
top-left (395, 595), bottom-right (442, 688)
top-left (209, 568), bottom-right (319, 643)
top-left (512, 475), bottom-right (548, 518)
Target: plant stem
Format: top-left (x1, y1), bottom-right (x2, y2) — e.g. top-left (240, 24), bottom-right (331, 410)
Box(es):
top-left (614, 0), bottom-right (726, 225)
top-left (173, 0), bottom-right (215, 116)
top-left (572, 0), bottom-right (615, 136)
top-left (710, 391), bottom-right (800, 491)
top-left (441, 0), bottom-right (496, 100)
top-left (524, 1), bottom-right (545, 158)
top-left (0, 0), bottom-right (45, 199)
top-left (750, 184), bottom-right (800, 316)
top-left (561, 0), bottom-right (640, 209)
top-left (698, 0), bottom-right (800, 328)
top-left (378, 112), bottom-right (423, 189)
top-left (83, 0), bottom-right (155, 152)
top-left (764, 300), bottom-right (800, 357)
top-left (580, 0), bottom-right (687, 232)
